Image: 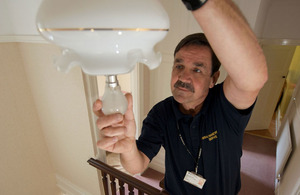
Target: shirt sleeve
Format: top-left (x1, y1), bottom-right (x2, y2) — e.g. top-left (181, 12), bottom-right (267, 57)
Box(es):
top-left (136, 103), bottom-right (165, 161)
top-left (218, 83), bottom-right (256, 134)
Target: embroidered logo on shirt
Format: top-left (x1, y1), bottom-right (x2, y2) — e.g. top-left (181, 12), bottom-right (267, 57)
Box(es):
top-left (202, 131), bottom-right (218, 141)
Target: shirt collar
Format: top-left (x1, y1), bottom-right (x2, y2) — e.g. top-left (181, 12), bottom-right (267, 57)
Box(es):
top-left (172, 89), bottom-right (212, 121)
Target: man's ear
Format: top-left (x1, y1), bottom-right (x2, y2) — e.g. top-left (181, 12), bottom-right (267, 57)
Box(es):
top-left (209, 71), bottom-right (220, 88)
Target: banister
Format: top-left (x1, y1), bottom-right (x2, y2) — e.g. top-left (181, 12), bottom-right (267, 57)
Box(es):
top-left (88, 158), bottom-right (168, 195)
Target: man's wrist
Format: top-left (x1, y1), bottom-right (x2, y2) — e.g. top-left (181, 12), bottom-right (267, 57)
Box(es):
top-left (182, 0), bottom-right (208, 11)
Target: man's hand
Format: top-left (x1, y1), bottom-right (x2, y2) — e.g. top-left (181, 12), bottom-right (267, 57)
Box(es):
top-left (93, 93), bottom-right (136, 153)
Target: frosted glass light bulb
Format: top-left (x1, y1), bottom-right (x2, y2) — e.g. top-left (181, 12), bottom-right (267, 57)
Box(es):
top-left (101, 75), bottom-right (128, 115)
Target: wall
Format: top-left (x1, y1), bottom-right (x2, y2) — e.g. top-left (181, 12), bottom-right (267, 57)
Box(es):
top-left (276, 78), bottom-right (300, 194)
top-left (0, 42), bottom-right (59, 195)
top-left (0, 42), bottom-right (102, 195)
top-left (18, 42), bottom-right (101, 195)
top-left (280, 46), bottom-right (300, 118)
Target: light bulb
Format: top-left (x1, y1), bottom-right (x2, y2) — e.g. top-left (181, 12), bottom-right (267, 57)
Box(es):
top-left (101, 75), bottom-right (128, 115)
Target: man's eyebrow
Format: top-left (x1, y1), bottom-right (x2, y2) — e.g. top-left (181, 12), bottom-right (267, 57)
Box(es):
top-left (194, 62), bottom-right (205, 67)
top-left (174, 58), bottom-right (206, 68)
top-left (174, 58), bottom-right (183, 63)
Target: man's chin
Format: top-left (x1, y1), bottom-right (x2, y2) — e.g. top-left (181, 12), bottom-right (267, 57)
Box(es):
top-left (172, 92), bottom-right (190, 103)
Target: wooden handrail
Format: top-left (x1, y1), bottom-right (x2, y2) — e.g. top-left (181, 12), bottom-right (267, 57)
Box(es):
top-left (88, 158), bottom-right (168, 195)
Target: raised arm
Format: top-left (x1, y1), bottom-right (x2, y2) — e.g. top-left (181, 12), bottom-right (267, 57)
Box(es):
top-left (190, 0), bottom-right (268, 109)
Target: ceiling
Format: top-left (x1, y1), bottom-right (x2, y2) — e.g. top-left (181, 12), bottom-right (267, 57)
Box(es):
top-left (1, 0), bottom-right (300, 40)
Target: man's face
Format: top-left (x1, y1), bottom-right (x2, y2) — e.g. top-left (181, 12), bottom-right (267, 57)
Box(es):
top-left (170, 45), bottom-right (218, 110)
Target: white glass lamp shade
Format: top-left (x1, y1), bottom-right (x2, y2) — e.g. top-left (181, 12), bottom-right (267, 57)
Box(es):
top-left (36, 0), bottom-right (169, 75)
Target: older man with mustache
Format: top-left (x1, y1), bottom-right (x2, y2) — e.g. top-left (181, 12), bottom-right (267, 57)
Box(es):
top-left (93, 0), bottom-right (268, 194)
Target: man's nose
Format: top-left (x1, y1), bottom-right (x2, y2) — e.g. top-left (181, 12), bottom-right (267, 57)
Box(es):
top-left (179, 69), bottom-right (191, 81)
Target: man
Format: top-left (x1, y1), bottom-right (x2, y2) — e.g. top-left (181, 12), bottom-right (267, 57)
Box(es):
top-left (93, 0), bottom-right (268, 194)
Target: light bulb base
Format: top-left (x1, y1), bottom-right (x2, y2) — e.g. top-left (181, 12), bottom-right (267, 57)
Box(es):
top-left (106, 75), bottom-right (119, 88)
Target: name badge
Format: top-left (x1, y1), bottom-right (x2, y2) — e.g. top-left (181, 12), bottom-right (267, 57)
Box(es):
top-left (183, 171), bottom-right (206, 189)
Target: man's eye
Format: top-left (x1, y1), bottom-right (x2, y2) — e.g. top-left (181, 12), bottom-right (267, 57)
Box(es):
top-left (175, 65), bottom-right (184, 69)
top-left (193, 68), bottom-right (201, 73)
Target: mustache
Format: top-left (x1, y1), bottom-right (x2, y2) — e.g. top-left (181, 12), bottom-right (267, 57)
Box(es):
top-left (174, 80), bottom-right (195, 93)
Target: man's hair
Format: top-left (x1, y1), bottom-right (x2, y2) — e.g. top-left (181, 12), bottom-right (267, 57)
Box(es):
top-left (174, 33), bottom-right (221, 76)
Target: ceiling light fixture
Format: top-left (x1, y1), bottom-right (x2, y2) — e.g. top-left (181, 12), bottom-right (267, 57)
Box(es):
top-left (36, 0), bottom-right (169, 115)
top-left (36, 0), bottom-right (169, 75)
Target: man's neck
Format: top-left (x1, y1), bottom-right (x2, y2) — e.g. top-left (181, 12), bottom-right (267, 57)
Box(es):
top-left (179, 103), bottom-right (204, 116)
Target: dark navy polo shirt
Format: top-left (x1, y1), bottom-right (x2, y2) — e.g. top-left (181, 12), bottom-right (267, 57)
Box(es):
top-left (136, 83), bottom-right (254, 195)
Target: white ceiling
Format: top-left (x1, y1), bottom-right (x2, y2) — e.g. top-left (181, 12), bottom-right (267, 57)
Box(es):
top-left (1, 0), bottom-right (300, 41)
top-left (0, 0), bottom-right (42, 35)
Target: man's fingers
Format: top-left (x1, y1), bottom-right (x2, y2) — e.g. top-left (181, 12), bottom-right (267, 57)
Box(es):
top-left (124, 93), bottom-right (134, 120)
top-left (97, 137), bottom-right (118, 151)
top-left (96, 113), bottom-right (123, 130)
top-left (93, 99), bottom-right (103, 117)
top-left (97, 126), bottom-right (127, 152)
top-left (97, 137), bottom-right (134, 153)
top-left (112, 137), bottom-right (135, 153)
top-left (101, 126), bottom-right (126, 137)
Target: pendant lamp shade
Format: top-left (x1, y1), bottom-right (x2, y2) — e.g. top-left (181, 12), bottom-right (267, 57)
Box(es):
top-left (36, 0), bottom-right (169, 75)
